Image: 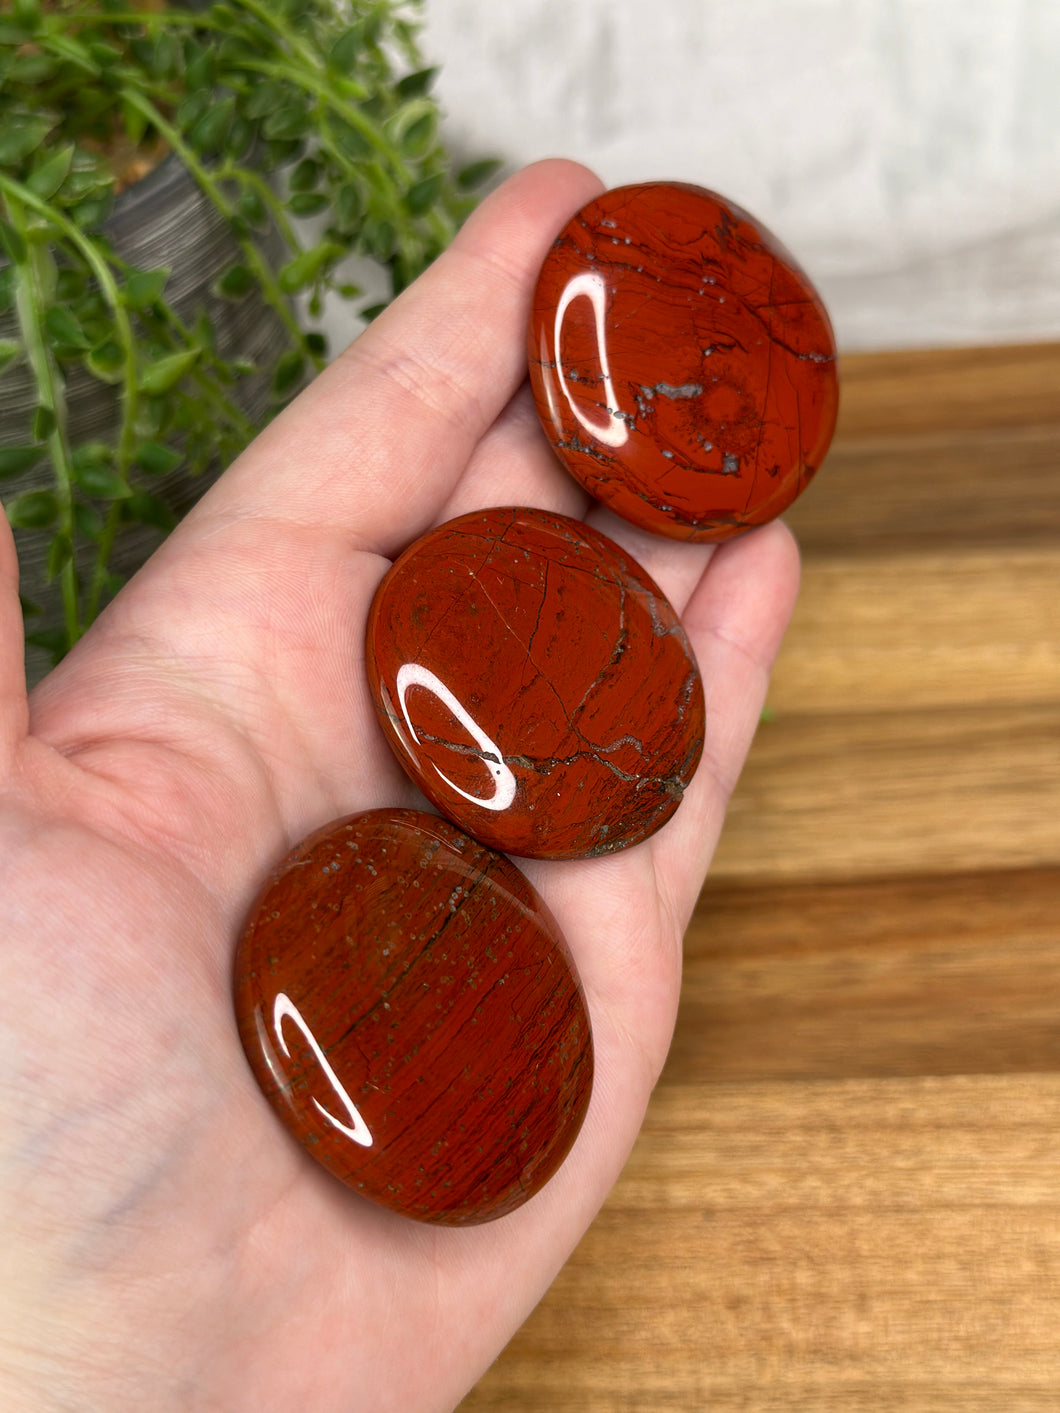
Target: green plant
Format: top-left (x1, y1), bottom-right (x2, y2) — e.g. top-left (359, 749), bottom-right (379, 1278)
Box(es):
top-left (0, 0), bottom-right (500, 664)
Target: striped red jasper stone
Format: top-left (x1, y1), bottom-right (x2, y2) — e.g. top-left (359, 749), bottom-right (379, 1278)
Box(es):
top-left (528, 181), bottom-right (838, 541)
top-left (234, 808), bottom-right (592, 1225)
top-left (365, 506), bottom-right (704, 860)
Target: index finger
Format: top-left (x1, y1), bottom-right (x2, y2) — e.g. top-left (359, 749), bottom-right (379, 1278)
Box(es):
top-left (193, 159), bottom-right (605, 558)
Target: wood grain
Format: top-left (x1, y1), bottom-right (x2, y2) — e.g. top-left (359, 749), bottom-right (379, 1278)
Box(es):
top-left (714, 702), bottom-right (1060, 882)
top-left (769, 547), bottom-right (1060, 713)
top-left (460, 342), bottom-right (1060, 1412)
top-left (478, 1078), bottom-right (1060, 1412)
top-left (674, 869), bottom-right (1060, 1081)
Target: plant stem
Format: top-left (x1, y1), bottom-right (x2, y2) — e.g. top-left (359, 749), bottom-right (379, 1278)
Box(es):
top-left (224, 165), bottom-right (301, 254)
top-left (0, 177), bottom-right (141, 471)
top-left (86, 502), bottom-right (122, 625)
top-left (0, 191), bottom-right (81, 647)
top-left (108, 250), bottom-right (260, 446)
top-left (233, 53), bottom-right (454, 248)
top-left (0, 172), bottom-right (146, 638)
top-left (119, 86), bottom-right (310, 356)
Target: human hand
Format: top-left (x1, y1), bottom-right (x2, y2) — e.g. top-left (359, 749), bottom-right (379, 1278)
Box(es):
top-left (0, 160), bottom-right (798, 1412)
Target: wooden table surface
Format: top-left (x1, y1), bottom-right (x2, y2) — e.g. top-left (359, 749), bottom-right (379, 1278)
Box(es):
top-left (459, 342), bottom-right (1060, 1412)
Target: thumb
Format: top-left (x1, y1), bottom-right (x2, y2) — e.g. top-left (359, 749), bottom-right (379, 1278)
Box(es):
top-left (0, 503), bottom-right (28, 762)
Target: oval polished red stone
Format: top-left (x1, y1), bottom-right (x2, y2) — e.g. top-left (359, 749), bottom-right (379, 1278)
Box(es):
top-left (528, 182), bottom-right (838, 542)
top-left (366, 506), bottom-right (704, 860)
top-left (234, 808), bottom-right (592, 1225)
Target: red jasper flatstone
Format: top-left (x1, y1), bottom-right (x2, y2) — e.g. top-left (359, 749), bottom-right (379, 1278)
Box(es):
top-left (234, 808), bottom-right (592, 1225)
top-left (366, 506), bottom-right (704, 860)
top-left (528, 181), bottom-right (838, 542)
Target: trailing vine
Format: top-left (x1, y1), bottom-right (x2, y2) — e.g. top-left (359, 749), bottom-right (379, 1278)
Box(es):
top-left (0, 0), bottom-right (500, 662)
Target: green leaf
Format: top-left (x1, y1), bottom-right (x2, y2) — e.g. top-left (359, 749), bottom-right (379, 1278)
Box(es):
top-left (337, 282), bottom-right (362, 300)
top-left (46, 532), bottom-right (72, 583)
top-left (388, 252), bottom-right (416, 296)
top-left (0, 220), bottom-right (27, 264)
top-left (151, 30), bottom-right (180, 80)
top-left (214, 263), bottom-right (255, 300)
top-left (0, 115), bottom-right (52, 167)
top-left (44, 305), bottom-right (90, 350)
top-left (0, 339), bottom-right (21, 374)
top-left (226, 116), bottom-right (254, 160)
top-left (5, 53), bottom-right (57, 85)
top-left (139, 349), bottom-right (200, 395)
top-left (73, 500), bottom-right (103, 541)
top-left (12, 0), bottom-right (42, 34)
top-left (26, 145), bottom-right (74, 200)
top-left (359, 9), bottom-right (384, 45)
top-left (190, 309), bottom-right (215, 354)
top-left (387, 101), bottom-right (436, 158)
top-left (305, 331), bottom-right (326, 357)
top-left (289, 157), bottom-right (321, 193)
top-left (277, 243), bottom-right (341, 295)
top-left (237, 186), bottom-right (268, 229)
top-left (190, 98), bottom-right (235, 156)
top-left (54, 267), bottom-right (86, 302)
top-left (287, 192), bottom-right (328, 217)
top-left (406, 172), bottom-right (445, 216)
top-left (215, 33), bottom-right (252, 67)
top-left (128, 35), bottom-right (155, 70)
top-left (87, 40), bottom-right (121, 69)
top-left (0, 445), bottom-right (40, 478)
top-left (71, 442), bottom-right (113, 474)
top-left (263, 104), bottom-right (309, 142)
top-left (456, 158), bottom-right (503, 190)
top-left (86, 340), bottom-right (127, 383)
top-left (176, 89), bottom-right (211, 132)
top-left (121, 95), bottom-right (148, 149)
top-left (135, 396), bottom-right (167, 437)
top-left (135, 440), bottom-right (183, 475)
top-left (396, 67), bottom-right (438, 100)
top-left (185, 46), bottom-right (216, 92)
top-left (62, 160), bottom-right (109, 201)
top-left (272, 349), bottom-right (305, 399)
top-left (6, 489), bottom-right (59, 529)
top-left (32, 406), bottom-right (56, 442)
top-left (70, 195), bottom-right (112, 230)
top-left (242, 79), bottom-right (287, 121)
top-left (327, 27), bottom-right (361, 74)
top-left (334, 183), bottom-right (364, 231)
top-left (26, 627), bottom-right (68, 661)
top-left (125, 490), bottom-right (175, 533)
top-left (401, 115), bottom-right (436, 158)
top-left (360, 217), bottom-right (396, 261)
top-left (124, 268), bottom-right (169, 310)
top-left (264, 138), bottom-right (302, 169)
top-left (47, 32), bottom-right (100, 73)
top-left (72, 458), bottom-right (130, 500)
top-left (328, 117), bottom-right (371, 162)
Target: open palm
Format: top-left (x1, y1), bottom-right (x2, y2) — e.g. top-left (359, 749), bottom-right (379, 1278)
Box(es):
top-left (0, 161), bottom-right (798, 1411)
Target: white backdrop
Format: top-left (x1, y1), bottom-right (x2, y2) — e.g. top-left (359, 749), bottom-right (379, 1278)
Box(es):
top-left (420, 0), bottom-right (1060, 351)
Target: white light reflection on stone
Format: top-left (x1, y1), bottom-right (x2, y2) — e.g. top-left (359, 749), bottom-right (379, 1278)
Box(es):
top-left (554, 270), bottom-right (630, 448)
top-left (273, 993), bottom-right (373, 1148)
top-left (395, 662), bottom-right (517, 812)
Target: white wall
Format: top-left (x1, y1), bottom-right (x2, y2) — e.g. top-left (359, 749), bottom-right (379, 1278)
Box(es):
top-left (422, 0), bottom-right (1060, 351)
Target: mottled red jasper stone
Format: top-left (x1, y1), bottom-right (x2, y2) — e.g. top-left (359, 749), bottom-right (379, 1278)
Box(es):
top-left (234, 808), bottom-right (592, 1225)
top-left (528, 182), bottom-right (838, 542)
top-left (366, 506), bottom-right (704, 860)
